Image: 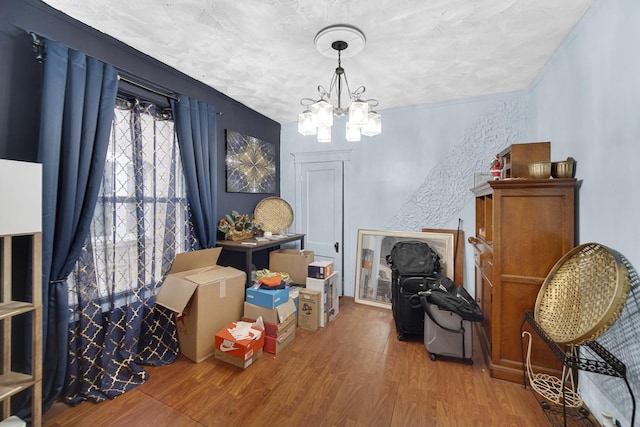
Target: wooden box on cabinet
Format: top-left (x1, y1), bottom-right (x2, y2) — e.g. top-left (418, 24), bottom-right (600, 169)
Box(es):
top-left (498, 141), bottom-right (550, 178)
top-left (469, 178), bottom-right (576, 384)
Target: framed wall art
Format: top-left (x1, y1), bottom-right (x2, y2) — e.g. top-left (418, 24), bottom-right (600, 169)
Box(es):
top-left (354, 229), bottom-right (455, 309)
top-left (225, 129), bottom-right (276, 193)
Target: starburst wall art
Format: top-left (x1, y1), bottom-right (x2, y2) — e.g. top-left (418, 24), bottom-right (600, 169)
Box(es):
top-left (225, 130), bottom-right (276, 193)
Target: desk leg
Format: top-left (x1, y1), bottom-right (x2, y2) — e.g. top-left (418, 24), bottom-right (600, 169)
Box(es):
top-left (245, 251), bottom-right (253, 286)
top-left (301, 236), bottom-right (305, 249)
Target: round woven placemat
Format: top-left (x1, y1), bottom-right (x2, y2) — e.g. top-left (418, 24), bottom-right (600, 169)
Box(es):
top-left (254, 197), bottom-right (294, 234)
top-left (534, 243), bottom-right (630, 345)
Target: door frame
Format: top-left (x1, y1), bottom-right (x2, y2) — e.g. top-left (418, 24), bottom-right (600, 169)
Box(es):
top-left (291, 149), bottom-right (351, 295)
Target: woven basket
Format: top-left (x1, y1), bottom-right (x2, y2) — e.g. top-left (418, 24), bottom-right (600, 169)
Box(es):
top-left (254, 197), bottom-right (293, 234)
top-left (226, 230), bottom-right (254, 241)
top-left (534, 243), bottom-right (631, 345)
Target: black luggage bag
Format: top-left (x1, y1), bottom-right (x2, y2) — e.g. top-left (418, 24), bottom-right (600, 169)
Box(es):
top-left (387, 240), bottom-right (442, 340)
top-left (391, 271), bottom-right (437, 340)
top-left (386, 240), bottom-right (441, 341)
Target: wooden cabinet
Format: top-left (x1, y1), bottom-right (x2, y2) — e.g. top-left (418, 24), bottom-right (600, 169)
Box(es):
top-left (469, 178), bottom-right (576, 384)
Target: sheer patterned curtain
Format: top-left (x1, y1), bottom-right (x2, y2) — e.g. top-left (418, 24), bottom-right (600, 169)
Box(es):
top-left (63, 99), bottom-right (197, 404)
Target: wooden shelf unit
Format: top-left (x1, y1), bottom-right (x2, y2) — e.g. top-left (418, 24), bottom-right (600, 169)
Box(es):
top-left (0, 233), bottom-right (42, 426)
top-left (469, 178), bottom-right (576, 384)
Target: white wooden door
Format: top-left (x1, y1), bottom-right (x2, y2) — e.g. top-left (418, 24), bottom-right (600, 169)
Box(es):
top-left (298, 161), bottom-right (343, 283)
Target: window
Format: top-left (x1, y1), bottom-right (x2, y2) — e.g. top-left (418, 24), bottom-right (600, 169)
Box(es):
top-left (69, 99), bottom-right (195, 310)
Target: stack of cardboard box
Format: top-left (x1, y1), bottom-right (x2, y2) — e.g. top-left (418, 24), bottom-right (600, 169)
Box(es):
top-left (156, 247), bottom-right (340, 369)
top-left (244, 286), bottom-right (297, 355)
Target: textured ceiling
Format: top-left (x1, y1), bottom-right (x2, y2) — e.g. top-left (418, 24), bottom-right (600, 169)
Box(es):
top-left (41, 0), bottom-right (594, 124)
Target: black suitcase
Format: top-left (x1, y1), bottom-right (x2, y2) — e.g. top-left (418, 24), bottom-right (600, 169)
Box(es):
top-left (391, 271), bottom-right (436, 340)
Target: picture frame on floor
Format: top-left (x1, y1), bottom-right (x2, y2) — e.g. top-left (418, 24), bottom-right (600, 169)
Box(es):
top-left (354, 229), bottom-right (455, 309)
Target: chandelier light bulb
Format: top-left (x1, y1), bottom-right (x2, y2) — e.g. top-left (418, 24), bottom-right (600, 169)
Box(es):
top-left (310, 99), bottom-right (334, 128)
top-left (298, 110), bottom-right (317, 136)
top-left (361, 111), bottom-right (382, 136)
top-left (346, 121), bottom-right (361, 142)
top-left (348, 100), bottom-right (369, 127)
top-left (317, 125), bottom-right (332, 143)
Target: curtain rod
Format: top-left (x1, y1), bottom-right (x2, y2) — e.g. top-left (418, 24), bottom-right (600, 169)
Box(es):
top-left (117, 75), bottom-right (179, 102)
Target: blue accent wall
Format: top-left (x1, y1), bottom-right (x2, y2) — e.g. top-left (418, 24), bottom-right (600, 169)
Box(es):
top-left (0, 0), bottom-right (281, 232)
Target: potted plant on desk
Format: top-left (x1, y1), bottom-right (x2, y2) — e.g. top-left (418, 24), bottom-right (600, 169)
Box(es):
top-left (218, 210), bottom-right (263, 241)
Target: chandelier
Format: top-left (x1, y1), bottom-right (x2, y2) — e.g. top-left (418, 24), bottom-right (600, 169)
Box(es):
top-left (298, 25), bottom-right (382, 143)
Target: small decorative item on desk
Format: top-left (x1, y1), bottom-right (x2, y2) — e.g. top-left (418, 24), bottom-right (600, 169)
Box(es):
top-left (218, 210), bottom-right (263, 241)
top-left (490, 154), bottom-right (502, 179)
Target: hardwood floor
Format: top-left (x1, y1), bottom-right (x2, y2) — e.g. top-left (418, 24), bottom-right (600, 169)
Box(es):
top-left (44, 297), bottom-right (554, 427)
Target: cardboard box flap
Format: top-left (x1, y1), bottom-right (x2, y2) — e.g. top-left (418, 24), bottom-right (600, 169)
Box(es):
top-left (186, 266), bottom-right (244, 285)
top-left (155, 274), bottom-right (198, 313)
top-left (168, 247), bottom-right (222, 274)
top-left (276, 299), bottom-right (297, 323)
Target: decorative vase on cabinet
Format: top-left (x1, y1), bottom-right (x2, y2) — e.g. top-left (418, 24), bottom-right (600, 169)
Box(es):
top-left (468, 177), bottom-right (576, 384)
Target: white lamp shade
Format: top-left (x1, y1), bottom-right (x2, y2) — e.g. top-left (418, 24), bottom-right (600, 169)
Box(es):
top-left (361, 111), bottom-right (382, 136)
top-left (317, 125), bottom-right (332, 143)
top-left (298, 110), bottom-right (317, 136)
top-left (311, 99), bottom-right (334, 128)
top-left (345, 121), bottom-right (361, 142)
top-left (348, 100), bottom-right (369, 126)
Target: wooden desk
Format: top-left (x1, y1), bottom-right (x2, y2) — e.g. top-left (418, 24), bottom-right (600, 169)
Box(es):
top-left (216, 234), bottom-right (305, 285)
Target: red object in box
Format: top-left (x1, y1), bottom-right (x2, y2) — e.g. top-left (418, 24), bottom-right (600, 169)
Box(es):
top-left (214, 322), bottom-right (264, 363)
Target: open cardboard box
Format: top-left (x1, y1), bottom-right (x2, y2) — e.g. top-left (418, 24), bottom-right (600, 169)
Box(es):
top-left (269, 249), bottom-right (314, 285)
top-left (156, 247), bottom-right (246, 363)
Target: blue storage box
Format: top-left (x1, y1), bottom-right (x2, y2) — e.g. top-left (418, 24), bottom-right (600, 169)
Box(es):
top-left (246, 286), bottom-right (290, 309)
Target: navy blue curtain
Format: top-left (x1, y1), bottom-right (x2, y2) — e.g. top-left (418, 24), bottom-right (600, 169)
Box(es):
top-left (62, 100), bottom-right (184, 405)
top-left (171, 96), bottom-right (218, 247)
top-left (37, 39), bottom-right (118, 413)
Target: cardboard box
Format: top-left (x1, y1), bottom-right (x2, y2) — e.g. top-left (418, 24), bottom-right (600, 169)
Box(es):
top-left (246, 286), bottom-right (290, 309)
top-left (264, 311), bottom-right (296, 337)
top-left (308, 260), bottom-right (334, 279)
top-left (243, 299), bottom-right (297, 325)
top-left (264, 327), bottom-right (296, 355)
top-left (215, 348), bottom-right (263, 369)
top-left (243, 307), bottom-right (296, 337)
top-left (269, 249), bottom-right (314, 285)
top-left (306, 272), bottom-right (340, 327)
top-left (156, 247), bottom-right (246, 363)
top-left (214, 321), bottom-right (265, 365)
top-left (298, 289), bottom-right (321, 331)
top-left (287, 285), bottom-right (302, 322)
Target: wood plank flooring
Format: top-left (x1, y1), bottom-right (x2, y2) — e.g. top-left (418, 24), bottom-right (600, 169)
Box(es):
top-left (44, 297), bottom-right (556, 427)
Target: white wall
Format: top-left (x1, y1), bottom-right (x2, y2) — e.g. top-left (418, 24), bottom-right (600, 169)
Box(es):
top-left (281, 0), bottom-right (639, 423)
top-left (281, 93), bottom-right (529, 299)
top-left (528, 0), bottom-right (640, 424)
